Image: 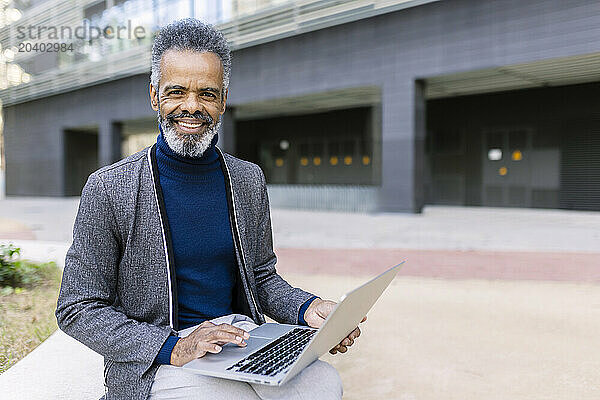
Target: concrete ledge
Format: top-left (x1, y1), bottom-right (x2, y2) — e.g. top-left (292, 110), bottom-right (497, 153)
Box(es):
top-left (0, 239), bottom-right (70, 268)
top-left (0, 239), bottom-right (103, 398)
top-left (0, 329), bottom-right (104, 399)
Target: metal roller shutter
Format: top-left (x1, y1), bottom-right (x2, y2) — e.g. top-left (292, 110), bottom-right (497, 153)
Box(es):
top-left (560, 121), bottom-right (600, 211)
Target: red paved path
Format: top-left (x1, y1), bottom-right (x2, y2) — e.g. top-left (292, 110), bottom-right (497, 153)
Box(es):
top-left (275, 248), bottom-right (600, 282)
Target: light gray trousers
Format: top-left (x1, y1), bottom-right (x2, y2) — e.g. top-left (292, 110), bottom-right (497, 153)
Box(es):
top-left (148, 314), bottom-right (343, 400)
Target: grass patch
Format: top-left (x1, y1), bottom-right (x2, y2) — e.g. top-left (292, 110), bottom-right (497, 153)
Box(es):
top-left (0, 247), bottom-right (61, 374)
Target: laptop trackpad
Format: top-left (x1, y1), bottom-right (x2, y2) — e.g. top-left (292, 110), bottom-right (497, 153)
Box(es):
top-left (249, 323), bottom-right (295, 339)
top-left (182, 324), bottom-right (295, 370)
top-left (220, 336), bottom-right (270, 356)
top-left (184, 336), bottom-right (271, 370)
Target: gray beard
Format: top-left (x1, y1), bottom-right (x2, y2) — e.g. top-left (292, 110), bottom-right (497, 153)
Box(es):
top-left (158, 114), bottom-right (221, 158)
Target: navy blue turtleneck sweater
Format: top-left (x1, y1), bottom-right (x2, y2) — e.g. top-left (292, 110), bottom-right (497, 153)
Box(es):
top-left (154, 130), bottom-right (236, 364)
top-left (153, 129), bottom-right (318, 365)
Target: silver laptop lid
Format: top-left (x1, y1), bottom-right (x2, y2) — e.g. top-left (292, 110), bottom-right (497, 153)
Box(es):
top-left (282, 262), bottom-right (404, 383)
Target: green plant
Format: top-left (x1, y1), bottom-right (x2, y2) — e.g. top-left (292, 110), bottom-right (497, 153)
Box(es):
top-left (0, 244), bottom-right (57, 290)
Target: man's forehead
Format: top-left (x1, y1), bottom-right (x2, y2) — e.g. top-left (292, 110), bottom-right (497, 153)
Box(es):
top-left (159, 49), bottom-right (224, 86)
top-left (161, 49), bottom-right (223, 71)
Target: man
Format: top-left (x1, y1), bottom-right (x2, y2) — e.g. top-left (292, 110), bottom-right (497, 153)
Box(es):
top-left (55, 18), bottom-right (363, 400)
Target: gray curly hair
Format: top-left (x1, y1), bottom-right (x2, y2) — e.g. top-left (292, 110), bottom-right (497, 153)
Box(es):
top-left (150, 18), bottom-right (231, 93)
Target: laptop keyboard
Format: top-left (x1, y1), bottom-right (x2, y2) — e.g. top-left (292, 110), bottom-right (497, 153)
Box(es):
top-left (226, 327), bottom-right (317, 377)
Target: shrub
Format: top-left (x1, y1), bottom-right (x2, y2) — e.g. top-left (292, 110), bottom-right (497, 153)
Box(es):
top-left (0, 244), bottom-right (57, 290)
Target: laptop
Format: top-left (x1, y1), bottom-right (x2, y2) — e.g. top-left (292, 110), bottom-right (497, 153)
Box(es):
top-left (181, 262), bottom-right (404, 386)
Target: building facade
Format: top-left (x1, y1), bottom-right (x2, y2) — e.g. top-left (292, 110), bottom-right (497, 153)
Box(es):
top-left (2, 0), bottom-right (600, 212)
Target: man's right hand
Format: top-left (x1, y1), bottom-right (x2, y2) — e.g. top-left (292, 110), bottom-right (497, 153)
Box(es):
top-left (170, 321), bottom-right (251, 367)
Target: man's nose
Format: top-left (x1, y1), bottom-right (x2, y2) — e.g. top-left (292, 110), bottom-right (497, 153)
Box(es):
top-left (180, 93), bottom-right (205, 115)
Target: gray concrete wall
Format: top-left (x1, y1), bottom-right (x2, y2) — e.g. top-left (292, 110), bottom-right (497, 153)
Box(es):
top-left (4, 74), bottom-right (156, 196)
top-left (226, 0), bottom-right (600, 211)
top-left (5, 0), bottom-right (600, 210)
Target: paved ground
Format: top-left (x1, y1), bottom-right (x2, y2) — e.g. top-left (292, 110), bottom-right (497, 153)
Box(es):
top-left (282, 273), bottom-right (600, 400)
top-left (2, 271), bottom-right (598, 400)
top-left (2, 197), bottom-right (598, 283)
top-left (271, 206), bottom-right (600, 253)
top-left (1, 197), bottom-right (599, 399)
top-left (0, 197), bottom-right (78, 242)
top-left (275, 248), bottom-right (600, 282)
top-left (1, 197), bottom-right (600, 253)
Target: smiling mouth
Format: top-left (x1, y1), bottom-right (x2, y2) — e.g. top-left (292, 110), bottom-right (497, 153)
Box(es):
top-left (173, 119), bottom-right (207, 133)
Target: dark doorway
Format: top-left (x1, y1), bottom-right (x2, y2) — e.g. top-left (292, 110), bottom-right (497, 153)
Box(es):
top-left (425, 81), bottom-right (600, 210)
top-left (560, 119), bottom-right (600, 211)
top-left (235, 107), bottom-right (377, 185)
top-left (482, 128), bottom-right (533, 207)
top-left (64, 129), bottom-right (98, 196)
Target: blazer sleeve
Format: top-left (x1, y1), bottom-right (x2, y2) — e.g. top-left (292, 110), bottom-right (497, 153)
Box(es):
top-left (55, 172), bottom-right (172, 374)
top-left (251, 166), bottom-right (316, 324)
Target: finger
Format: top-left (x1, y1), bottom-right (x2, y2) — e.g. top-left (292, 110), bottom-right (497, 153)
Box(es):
top-left (204, 323), bottom-right (249, 343)
top-left (329, 348), bottom-right (338, 354)
top-left (341, 338), bottom-right (351, 346)
top-left (337, 345), bottom-right (348, 353)
top-left (211, 323), bottom-right (251, 339)
top-left (196, 341), bottom-right (223, 356)
top-left (349, 327), bottom-right (361, 340)
top-left (360, 316), bottom-right (367, 323)
top-left (188, 321), bottom-right (216, 339)
top-left (208, 329), bottom-right (247, 346)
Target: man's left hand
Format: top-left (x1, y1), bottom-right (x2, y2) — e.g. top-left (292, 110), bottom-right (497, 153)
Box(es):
top-left (303, 298), bottom-right (366, 354)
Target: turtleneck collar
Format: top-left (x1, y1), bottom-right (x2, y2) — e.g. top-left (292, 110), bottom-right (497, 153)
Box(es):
top-left (156, 126), bottom-right (220, 180)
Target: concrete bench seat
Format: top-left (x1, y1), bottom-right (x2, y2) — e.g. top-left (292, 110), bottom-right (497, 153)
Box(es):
top-left (0, 240), bottom-right (104, 398)
top-left (0, 329), bottom-right (105, 399)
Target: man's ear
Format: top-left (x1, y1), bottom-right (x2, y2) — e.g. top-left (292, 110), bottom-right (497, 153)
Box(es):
top-left (149, 83), bottom-right (159, 112)
top-left (220, 88), bottom-right (228, 115)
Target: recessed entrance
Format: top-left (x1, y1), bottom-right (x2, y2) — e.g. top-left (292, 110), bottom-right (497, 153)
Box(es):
top-left (482, 128), bottom-right (533, 207)
top-left (426, 81), bottom-right (600, 210)
top-left (234, 87), bottom-right (381, 187)
top-left (63, 128), bottom-right (98, 196)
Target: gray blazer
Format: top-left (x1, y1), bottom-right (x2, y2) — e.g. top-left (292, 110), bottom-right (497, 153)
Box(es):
top-left (55, 145), bottom-right (314, 400)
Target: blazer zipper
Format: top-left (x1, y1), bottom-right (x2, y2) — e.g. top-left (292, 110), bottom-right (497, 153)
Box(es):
top-left (104, 359), bottom-right (114, 395)
top-left (147, 147), bottom-right (175, 329)
top-left (215, 146), bottom-right (261, 318)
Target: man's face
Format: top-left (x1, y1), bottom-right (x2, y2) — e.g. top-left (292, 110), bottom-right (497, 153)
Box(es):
top-left (149, 49), bottom-right (227, 157)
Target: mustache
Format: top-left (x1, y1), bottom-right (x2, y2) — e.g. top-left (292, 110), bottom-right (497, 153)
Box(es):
top-left (165, 111), bottom-right (214, 125)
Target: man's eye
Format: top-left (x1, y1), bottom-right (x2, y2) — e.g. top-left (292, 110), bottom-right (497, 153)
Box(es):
top-left (202, 92), bottom-right (216, 98)
top-left (169, 90), bottom-right (183, 95)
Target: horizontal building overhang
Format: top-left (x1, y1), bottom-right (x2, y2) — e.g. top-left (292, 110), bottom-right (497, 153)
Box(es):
top-left (425, 52), bottom-right (600, 99)
top-left (233, 86), bottom-right (381, 120)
